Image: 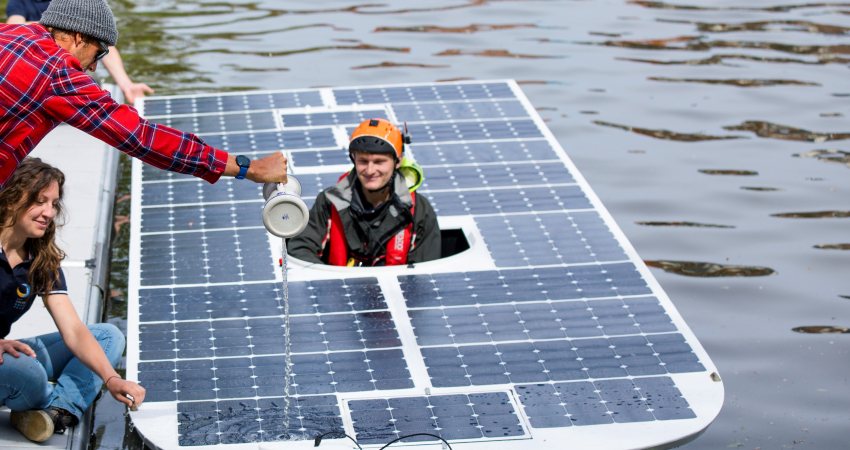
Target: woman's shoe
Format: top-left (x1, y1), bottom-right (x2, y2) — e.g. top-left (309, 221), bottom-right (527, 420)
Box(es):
top-left (10, 409), bottom-right (54, 443)
top-left (10, 406), bottom-right (78, 442)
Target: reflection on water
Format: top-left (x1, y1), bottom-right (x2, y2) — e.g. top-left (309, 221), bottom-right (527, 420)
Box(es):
top-left (629, 1), bottom-right (850, 13)
top-left (740, 186), bottom-right (781, 191)
top-left (771, 210), bottom-right (850, 218)
top-left (593, 34), bottom-right (850, 56)
top-left (660, 18), bottom-right (850, 35)
top-left (794, 149), bottom-right (850, 168)
top-left (813, 243), bottom-right (850, 250)
top-left (435, 48), bottom-right (562, 58)
top-left (636, 221), bottom-right (735, 228)
top-left (792, 325), bottom-right (850, 334)
top-left (644, 260), bottom-right (776, 277)
top-left (698, 169), bottom-right (758, 175)
top-left (648, 76), bottom-right (819, 87)
top-left (620, 53), bottom-right (850, 66)
top-left (724, 121), bottom-right (850, 142)
top-left (375, 23), bottom-right (540, 33)
top-left (594, 120), bottom-right (743, 141)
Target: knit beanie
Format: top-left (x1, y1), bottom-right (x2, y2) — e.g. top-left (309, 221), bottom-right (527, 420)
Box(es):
top-left (40, 0), bottom-right (119, 46)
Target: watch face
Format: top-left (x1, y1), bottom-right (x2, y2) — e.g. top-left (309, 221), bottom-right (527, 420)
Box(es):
top-left (236, 155), bottom-right (250, 167)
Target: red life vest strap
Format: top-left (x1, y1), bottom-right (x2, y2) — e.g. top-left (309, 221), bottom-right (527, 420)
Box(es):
top-left (326, 194), bottom-right (416, 267)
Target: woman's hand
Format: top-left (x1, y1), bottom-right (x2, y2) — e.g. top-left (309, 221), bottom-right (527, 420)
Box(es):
top-left (0, 339), bottom-right (36, 364)
top-left (105, 376), bottom-right (146, 410)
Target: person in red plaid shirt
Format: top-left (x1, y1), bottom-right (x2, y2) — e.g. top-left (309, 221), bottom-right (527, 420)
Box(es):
top-left (0, 0), bottom-right (287, 188)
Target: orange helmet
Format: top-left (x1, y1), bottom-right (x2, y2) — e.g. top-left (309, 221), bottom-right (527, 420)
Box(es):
top-left (348, 118), bottom-right (410, 161)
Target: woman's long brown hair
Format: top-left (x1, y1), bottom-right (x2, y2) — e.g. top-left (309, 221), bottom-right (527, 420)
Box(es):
top-left (0, 158), bottom-right (66, 294)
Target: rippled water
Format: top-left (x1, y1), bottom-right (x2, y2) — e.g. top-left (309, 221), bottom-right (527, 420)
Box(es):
top-left (96, 0), bottom-right (848, 448)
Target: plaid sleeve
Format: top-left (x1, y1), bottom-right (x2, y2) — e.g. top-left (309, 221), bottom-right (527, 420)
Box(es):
top-left (42, 63), bottom-right (227, 184)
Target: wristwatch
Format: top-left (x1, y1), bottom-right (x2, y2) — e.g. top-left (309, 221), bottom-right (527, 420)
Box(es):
top-left (235, 155), bottom-right (251, 180)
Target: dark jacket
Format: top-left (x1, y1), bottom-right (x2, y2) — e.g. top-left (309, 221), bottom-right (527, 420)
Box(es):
top-left (288, 171), bottom-right (440, 266)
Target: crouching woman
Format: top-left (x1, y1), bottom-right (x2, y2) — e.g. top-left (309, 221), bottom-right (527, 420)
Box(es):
top-left (0, 158), bottom-right (144, 442)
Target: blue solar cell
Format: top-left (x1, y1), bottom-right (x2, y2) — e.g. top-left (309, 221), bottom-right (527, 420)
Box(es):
top-left (392, 100), bottom-right (527, 122)
top-left (475, 211), bottom-right (627, 267)
top-left (291, 173), bottom-right (345, 207)
top-left (271, 91), bottom-right (324, 109)
top-left (155, 111), bottom-right (277, 135)
top-left (139, 179), bottom-right (263, 207)
top-left (178, 395), bottom-right (342, 446)
top-left (139, 228), bottom-right (273, 286)
top-left (289, 147), bottom-right (350, 167)
top-left (421, 162), bottom-right (574, 192)
top-left (412, 140), bottom-right (558, 165)
top-left (399, 263), bottom-right (650, 308)
top-left (349, 392), bottom-right (523, 445)
top-left (193, 128), bottom-right (337, 153)
top-left (286, 277), bottom-right (387, 313)
top-left (407, 119), bottom-right (542, 144)
top-left (141, 202), bottom-right (262, 233)
top-left (421, 333), bottom-right (701, 387)
top-left (409, 297), bottom-right (673, 346)
top-left (423, 185), bottom-right (589, 215)
top-left (281, 109), bottom-right (385, 127)
top-left (171, 287), bottom-right (244, 320)
top-left (516, 376), bottom-right (695, 429)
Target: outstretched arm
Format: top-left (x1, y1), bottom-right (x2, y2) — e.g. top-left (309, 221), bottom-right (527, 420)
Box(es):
top-left (101, 47), bottom-right (154, 104)
top-left (45, 294), bottom-right (146, 409)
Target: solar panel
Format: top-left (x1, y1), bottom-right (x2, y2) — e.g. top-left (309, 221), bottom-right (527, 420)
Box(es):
top-left (128, 80), bottom-right (723, 449)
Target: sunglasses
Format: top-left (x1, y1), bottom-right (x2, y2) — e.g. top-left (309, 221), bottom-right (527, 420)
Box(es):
top-left (93, 40), bottom-right (109, 63)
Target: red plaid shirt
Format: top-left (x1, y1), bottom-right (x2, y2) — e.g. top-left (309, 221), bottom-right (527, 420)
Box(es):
top-left (0, 23), bottom-right (227, 186)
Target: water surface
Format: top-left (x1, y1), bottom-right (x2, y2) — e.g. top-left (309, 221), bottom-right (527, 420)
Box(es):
top-left (97, 1), bottom-right (849, 448)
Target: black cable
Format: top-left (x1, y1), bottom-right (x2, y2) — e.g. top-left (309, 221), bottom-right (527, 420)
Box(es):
top-left (378, 433), bottom-right (453, 450)
top-left (313, 430), bottom-right (364, 449)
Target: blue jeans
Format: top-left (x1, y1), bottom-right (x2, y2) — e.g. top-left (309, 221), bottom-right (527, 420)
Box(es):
top-left (0, 323), bottom-right (125, 419)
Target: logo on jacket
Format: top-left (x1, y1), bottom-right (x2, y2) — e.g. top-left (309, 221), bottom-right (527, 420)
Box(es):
top-left (13, 283), bottom-right (32, 310)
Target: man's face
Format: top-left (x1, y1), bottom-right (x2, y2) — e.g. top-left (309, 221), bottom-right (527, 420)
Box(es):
top-left (352, 152), bottom-right (399, 192)
top-left (55, 32), bottom-right (107, 71)
top-left (76, 39), bottom-right (108, 71)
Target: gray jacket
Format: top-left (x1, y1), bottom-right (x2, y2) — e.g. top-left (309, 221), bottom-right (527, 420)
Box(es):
top-left (287, 171), bottom-right (440, 266)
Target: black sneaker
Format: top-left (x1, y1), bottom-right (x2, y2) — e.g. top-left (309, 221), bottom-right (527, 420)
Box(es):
top-left (10, 407), bottom-right (79, 442)
top-left (46, 407), bottom-right (79, 435)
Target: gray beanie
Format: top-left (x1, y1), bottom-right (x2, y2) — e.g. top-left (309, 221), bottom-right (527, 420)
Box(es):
top-left (40, 0), bottom-right (119, 46)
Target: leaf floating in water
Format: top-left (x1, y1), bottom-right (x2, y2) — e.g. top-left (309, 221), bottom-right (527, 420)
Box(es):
top-left (636, 221), bottom-right (735, 229)
top-left (620, 54), bottom-right (850, 66)
top-left (723, 121), bottom-right (850, 142)
top-left (649, 76), bottom-right (819, 87)
top-left (792, 326), bottom-right (850, 334)
top-left (741, 186), bottom-right (781, 191)
top-left (793, 149), bottom-right (850, 168)
top-left (644, 260), bottom-right (775, 277)
top-left (593, 120), bottom-right (744, 141)
top-left (813, 243), bottom-right (850, 250)
top-left (772, 211), bottom-right (850, 218)
top-left (699, 169), bottom-right (759, 176)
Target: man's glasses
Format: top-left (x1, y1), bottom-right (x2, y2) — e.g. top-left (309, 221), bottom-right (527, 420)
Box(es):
top-left (93, 41), bottom-right (109, 63)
